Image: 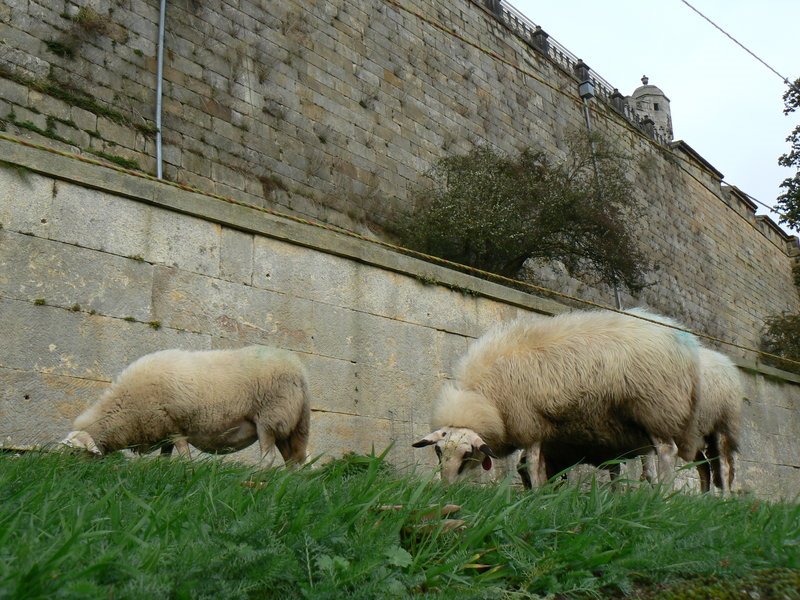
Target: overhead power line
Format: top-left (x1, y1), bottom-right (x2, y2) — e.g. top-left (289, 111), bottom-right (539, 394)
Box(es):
top-left (679, 0), bottom-right (800, 95)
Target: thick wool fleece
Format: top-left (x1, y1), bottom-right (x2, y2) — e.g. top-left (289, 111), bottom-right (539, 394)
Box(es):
top-left (431, 309), bottom-right (701, 458)
top-left (72, 345), bottom-right (310, 462)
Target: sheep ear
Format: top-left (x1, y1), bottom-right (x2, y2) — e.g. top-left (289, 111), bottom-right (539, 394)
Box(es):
top-left (85, 437), bottom-right (102, 455)
top-left (412, 430), bottom-right (445, 448)
top-left (62, 431), bottom-right (102, 455)
top-left (478, 443), bottom-right (497, 458)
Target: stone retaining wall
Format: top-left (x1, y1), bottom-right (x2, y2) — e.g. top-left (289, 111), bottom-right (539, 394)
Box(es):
top-left (0, 0), bottom-right (797, 352)
top-left (2, 138), bottom-right (800, 498)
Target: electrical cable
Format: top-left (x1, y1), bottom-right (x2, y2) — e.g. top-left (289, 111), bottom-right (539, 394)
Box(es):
top-left (678, 0), bottom-right (800, 95)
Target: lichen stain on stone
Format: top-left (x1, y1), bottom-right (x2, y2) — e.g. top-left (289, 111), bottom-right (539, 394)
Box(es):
top-left (54, 400), bottom-right (83, 419)
top-left (216, 314), bottom-right (241, 333)
top-left (58, 354), bottom-right (80, 373)
top-left (277, 324), bottom-right (309, 345)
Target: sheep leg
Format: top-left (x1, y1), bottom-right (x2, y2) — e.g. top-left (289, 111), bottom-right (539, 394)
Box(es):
top-left (276, 435), bottom-right (306, 467)
top-left (722, 435), bottom-right (735, 492)
top-left (608, 462), bottom-right (621, 487)
top-left (695, 449), bottom-right (711, 493)
top-left (714, 434), bottom-right (732, 495)
top-left (652, 438), bottom-right (678, 486)
top-left (255, 422), bottom-right (278, 468)
top-left (159, 443), bottom-right (174, 457)
top-left (276, 404), bottom-right (310, 467)
top-left (524, 442), bottom-right (547, 488)
top-left (517, 452), bottom-right (533, 489)
top-left (173, 437), bottom-right (191, 459)
top-left (640, 452), bottom-right (656, 484)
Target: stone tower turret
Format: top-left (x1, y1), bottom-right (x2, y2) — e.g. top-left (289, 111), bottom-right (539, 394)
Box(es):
top-left (626, 75), bottom-right (673, 140)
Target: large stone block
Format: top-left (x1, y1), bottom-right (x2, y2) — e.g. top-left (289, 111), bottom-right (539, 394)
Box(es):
top-left (0, 366), bottom-right (109, 448)
top-left (151, 264), bottom-right (458, 377)
top-left (738, 459), bottom-right (800, 499)
top-left (307, 410), bottom-right (402, 465)
top-left (0, 297), bottom-right (212, 380)
top-left (0, 229), bottom-right (154, 320)
top-left (220, 227), bottom-right (254, 285)
top-left (302, 352), bottom-right (442, 422)
top-left (0, 169), bottom-right (54, 236)
top-left (252, 235), bottom-right (476, 337)
top-left (48, 180), bottom-right (221, 277)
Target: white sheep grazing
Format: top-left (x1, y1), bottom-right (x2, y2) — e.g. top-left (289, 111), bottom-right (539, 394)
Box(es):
top-left (622, 310), bottom-right (744, 493)
top-left (412, 309), bottom-right (702, 487)
top-left (61, 345), bottom-right (311, 465)
top-left (653, 346), bottom-right (743, 493)
top-left (533, 347), bottom-right (742, 493)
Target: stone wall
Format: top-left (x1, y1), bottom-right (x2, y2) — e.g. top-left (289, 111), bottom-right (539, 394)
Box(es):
top-left (0, 136), bottom-right (556, 468)
top-left (3, 136), bottom-right (800, 498)
top-left (0, 0), bottom-right (798, 368)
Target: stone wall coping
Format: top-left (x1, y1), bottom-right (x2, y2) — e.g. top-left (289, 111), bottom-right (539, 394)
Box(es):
top-left (0, 136), bottom-right (568, 315)
top-left (669, 140), bottom-right (725, 181)
top-left (3, 135), bottom-right (798, 387)
top-left (734, 357), bottom-right (800, 385)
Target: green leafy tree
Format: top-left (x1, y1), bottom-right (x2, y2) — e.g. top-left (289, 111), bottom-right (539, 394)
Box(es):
top-left (776, 78), bottom-right (800, 229)
top-left (764, 80), bottom-right (800, 374)
top-left (395, 132), bottom-right (648, 292)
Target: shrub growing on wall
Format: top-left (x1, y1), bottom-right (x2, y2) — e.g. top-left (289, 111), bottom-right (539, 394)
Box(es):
top-left (394, 132), bottom-right (648, 292)
top-left (761, 313), bottom-right (800, 374)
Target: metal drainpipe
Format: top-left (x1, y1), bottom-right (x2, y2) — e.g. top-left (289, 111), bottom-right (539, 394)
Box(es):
top-left (155, 0), bottom-right (166, 179)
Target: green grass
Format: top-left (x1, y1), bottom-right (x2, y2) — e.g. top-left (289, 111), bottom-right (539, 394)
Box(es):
top-left (1, 452), bottom-right (799, 599)
top-left (85, 149), bottom-right (141, 171)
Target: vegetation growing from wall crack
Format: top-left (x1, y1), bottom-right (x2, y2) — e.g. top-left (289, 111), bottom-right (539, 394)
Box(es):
top-left (86, 149), bottom-right (141, 171)
top-left (394, 131), bottom-right (648, 292)
top-left (0, 65), bottom-right (156, 136)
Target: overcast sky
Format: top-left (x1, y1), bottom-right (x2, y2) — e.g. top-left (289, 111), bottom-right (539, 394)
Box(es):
top-left (510, 0), bottom-right (800, 235)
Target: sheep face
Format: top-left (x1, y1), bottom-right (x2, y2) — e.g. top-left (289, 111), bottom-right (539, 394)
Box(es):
top-left (61, 430), bottom-right (102, 456)
top-left (412, 427), bottom-right (497, 484)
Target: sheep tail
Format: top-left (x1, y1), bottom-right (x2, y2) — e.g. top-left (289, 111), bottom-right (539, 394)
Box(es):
top-left (276, 380), bottom-right (311, 466)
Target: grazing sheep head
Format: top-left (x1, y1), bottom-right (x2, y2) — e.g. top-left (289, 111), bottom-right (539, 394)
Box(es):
top-left (412, 427), bottom-right (497, 484)
top-left (61, 430), bottom-right (102, 456)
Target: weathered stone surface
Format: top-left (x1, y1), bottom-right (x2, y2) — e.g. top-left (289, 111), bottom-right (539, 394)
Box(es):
top-left (302, 352), bottom-right (443, 422)
top-left (0, 0), bottom-right (795, 362)
top-left (307, 410), bottom-right (399, 463)
top-left (0, 366), bottom-right (109, 448)
top-left (0, 297), bottom-right (211, 380)
top-left (252, 236), bottom-right (477, 337)
top-left (220, 228), bottom-right (254, 285)
top-left (47, 180), bottom-right (221, 277)
top-left (1, 142), bottom-right (800, 499)
top-left (0, 229), bottom-right (154, 320)
top-left (0, 170), bottom-right (55, 237)
top-left (150, 264), bottom-right (458, 377)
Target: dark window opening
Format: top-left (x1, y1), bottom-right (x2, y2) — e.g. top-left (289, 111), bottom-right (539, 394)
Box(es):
top-left (654, 102), bottom-right (660, 111)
